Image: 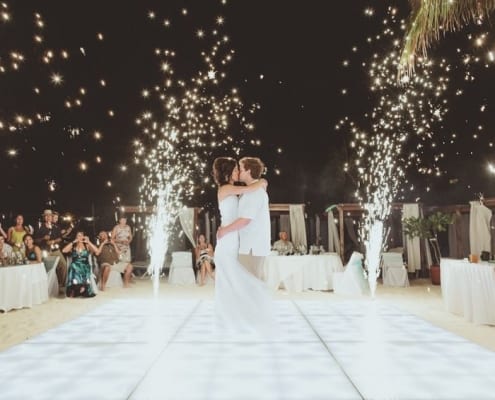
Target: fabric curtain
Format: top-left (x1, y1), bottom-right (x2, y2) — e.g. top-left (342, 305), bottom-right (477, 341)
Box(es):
top-left (204, 211), bottom-right (211, 244)
top-left (289, 204), bottom-right (307, 249)
top-left (327, 213), bottom-right (340, 254)
top-left (469, 201), bottom-right (492, 256)
top-left (448, 211), bottom-right (465, 259)
top-left (279, 215), bottom-right (291, 239)
top-left (402, 204), bottom-right (421, 272)
top-left (178, 207), bottom-right (196, 248)
top-left (344, 218), bottom-right (359, 251)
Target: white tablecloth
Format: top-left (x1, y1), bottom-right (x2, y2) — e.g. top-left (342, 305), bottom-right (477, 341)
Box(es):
top-left (441, 258), bottom-right (495, 325)
top-left (262, 253), bottom-right (344, 292)
top-left (0, 263), bottom-right (48, 312)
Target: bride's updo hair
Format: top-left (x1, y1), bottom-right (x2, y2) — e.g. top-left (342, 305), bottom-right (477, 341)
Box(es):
top-left (212, 157), bottom-right (237, 186)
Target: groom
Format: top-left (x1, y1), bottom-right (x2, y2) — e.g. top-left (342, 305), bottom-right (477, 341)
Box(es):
top-left (217, 157), bottom-right (270, 279)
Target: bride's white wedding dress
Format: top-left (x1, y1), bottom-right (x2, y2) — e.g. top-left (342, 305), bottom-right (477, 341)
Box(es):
top-left (215, 195), bottom-right (275, 335)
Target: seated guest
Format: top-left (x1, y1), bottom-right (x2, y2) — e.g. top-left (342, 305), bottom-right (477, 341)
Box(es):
top-left (62, 231), bottom-right (98, 298)
top-left (23, 234), bottom-right (42, 264)
top-left (272, 231), bottom-right (294, 255)
top-left (95, 231), bottom-right (133, 290)
top-left (35, 209), bottom-right (68, 293)
top-left (195, 233), bottom-right (215, 286)
top-left (0, 236), bottom-right (13, 264)
top-left (0, 221), bottom-right (7, 239)
top-left (7, 214), bottom-right (30, 250)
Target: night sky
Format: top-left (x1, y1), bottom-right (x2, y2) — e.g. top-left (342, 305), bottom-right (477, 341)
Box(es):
top-left (2, 0), bottom-right (495, 221)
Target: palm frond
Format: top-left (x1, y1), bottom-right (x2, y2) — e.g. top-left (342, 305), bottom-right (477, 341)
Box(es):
top-left (399, 0), bottom-right (495, 77)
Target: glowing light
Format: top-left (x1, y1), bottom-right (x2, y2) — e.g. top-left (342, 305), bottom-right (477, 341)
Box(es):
top-left (50, 73), bottom-right (63, 85)
top-left (79, 162), bottom-right (88, 171)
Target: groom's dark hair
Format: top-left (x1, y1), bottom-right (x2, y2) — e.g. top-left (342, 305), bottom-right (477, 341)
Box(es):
top-left (240, 157), bottom-right (264, 179)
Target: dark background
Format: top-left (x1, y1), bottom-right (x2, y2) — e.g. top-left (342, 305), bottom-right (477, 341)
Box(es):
top-left (1, 0), bottom-right (495, 227)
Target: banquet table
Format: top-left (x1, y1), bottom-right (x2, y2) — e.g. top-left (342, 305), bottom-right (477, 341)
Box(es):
top-left (441, 258), bottom-right (495, 325)
top-left (262, 253), bottom-right (344, 292)
top-left (0, 263), bottom-right (48, 312)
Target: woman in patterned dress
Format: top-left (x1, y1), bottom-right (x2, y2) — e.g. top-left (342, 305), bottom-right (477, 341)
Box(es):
top-left (111, 215), bottom-right (132, 263)
top-left (62, 231), bottom-right (98, 297)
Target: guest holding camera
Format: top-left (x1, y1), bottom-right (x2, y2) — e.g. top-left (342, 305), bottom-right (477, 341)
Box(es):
top-left (62, 231), bottom-right (98, 298)
top-left (195, 233), bottom-right (215, 286)
top-left (95, 231), bottom-right (133, 290)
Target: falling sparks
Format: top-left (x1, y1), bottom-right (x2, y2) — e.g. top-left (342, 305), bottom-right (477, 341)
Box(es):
top-left (339, 4), bottom-right (495, 295)
top-left (136, 3), bottom-right (260, 287)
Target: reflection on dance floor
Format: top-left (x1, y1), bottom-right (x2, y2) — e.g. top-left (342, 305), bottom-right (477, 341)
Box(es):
top-left (1, 298), bottom-right (495, 399)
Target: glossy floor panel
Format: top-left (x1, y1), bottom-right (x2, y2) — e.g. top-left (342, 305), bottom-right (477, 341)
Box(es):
top-left (1, 298), bottom-right (495, 399)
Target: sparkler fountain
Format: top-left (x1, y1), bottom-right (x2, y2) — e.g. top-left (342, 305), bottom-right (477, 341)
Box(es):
top-left (135, 5), bottom-right (260, 294)
top-left (340, 6), bottom-right (452, 296)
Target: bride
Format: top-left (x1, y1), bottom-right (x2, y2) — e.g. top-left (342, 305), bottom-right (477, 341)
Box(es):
top-left (212, 157), bottom-right (275, 334)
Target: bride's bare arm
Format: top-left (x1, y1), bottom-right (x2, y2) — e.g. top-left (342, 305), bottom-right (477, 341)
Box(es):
top-left (218, 179), bottom-right (267, 200)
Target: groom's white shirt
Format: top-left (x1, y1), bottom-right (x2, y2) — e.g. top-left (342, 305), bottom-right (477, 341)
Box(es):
top-left (238, 187), bottom-right (271, 256)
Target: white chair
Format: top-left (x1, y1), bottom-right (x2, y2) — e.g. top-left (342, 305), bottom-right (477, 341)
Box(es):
top-left (168, 251), bottom-right (195, 285)
top-left (43, 255), bottom-right (60, 297)
top-left (92, 257), bottom-right (123, 288)
top-left (381, 252), bottom-right (409, 287)
top-left (106, 270), bottom-right (124, 288)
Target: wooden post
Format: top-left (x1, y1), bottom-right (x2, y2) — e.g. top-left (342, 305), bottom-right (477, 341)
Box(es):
top-left (338, 206), bottom-right (345, 262)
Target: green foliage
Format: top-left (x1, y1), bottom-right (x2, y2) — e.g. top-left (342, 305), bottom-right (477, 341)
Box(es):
top-left (403, 211), bottom-right (453, 240)
top-left (403, 211), bottom-right (454, 266)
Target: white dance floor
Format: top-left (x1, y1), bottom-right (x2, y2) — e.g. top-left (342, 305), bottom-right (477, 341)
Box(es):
top-left (2, 298), bottom-right (495, 399)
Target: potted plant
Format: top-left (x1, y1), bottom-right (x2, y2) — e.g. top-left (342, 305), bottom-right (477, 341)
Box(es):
top-left (403, 211), bottom-right (454, 285)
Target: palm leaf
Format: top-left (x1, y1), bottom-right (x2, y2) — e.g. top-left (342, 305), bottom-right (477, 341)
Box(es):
top-left (399, 0), bottom-right (495, 76)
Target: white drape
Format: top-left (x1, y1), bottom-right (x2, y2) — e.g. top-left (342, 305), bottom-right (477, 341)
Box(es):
top-left (289, 204), bottom-right (307, 250)
top-left (178, 207), bottom-right (196, 247)
top-left (327, 213), bottom-right (340, 254)
top-left (469, 201), bottom-right (492, 256)
top-left (402, 204), bottom-right (421, 272)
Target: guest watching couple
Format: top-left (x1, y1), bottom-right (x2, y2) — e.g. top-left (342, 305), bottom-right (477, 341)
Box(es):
top-left (52, 211), bottom-right (73, 244)
top-left (35, 209), bottom-right (67, 294)
top-left (272, 231), bottom-right (294, 255)
top-left (95, 231), bottom-right (133, 290)
top-left (62, 231), bottom-right (98, 298)
top-left (23, 234), bottom-right (42, 264)
top-left (111, 215), bottom-right (133, 262)
top-left (0, 222), bottom-right (7, 239)
top-left (195, 233), bottom-right (215, 286)
top-left (7, 214), bottom-right (32, 250)
top-left (0, 236), bottom-right (13, 264)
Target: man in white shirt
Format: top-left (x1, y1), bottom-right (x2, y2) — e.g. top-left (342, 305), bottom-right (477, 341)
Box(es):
top-left (272, 231), bottom-right (295, 255)
top-left (217, 157), bottom-right (270, 279)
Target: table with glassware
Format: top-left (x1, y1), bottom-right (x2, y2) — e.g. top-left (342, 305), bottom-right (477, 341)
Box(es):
top-left (262, 253), bottom-right (344, 292)
top-left (0, 263), bottom-right (48, 312)
top-left (440, 258), bottom-right (495, 325)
